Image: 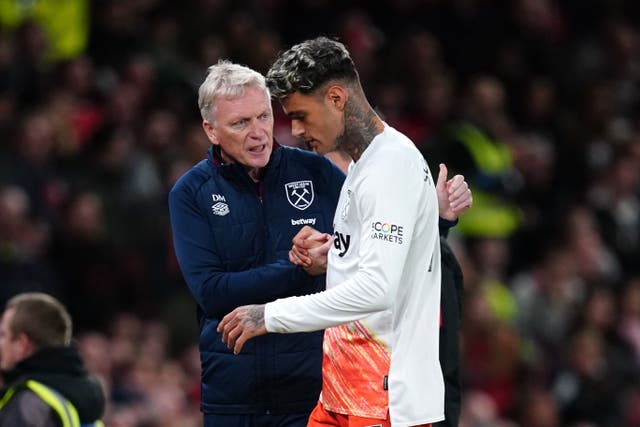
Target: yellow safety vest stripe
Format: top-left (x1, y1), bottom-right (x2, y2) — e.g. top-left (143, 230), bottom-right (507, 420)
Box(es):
top-left (0, 386), bottom-right (16, 408)
top-left (0, 380), bottom-right (103, 427)
top-left (24, 380), bottom-right (80, 427)
top-left (447, 123), bottom-right (522, 237)
top-left (456, 191), bottom-right (523, 237)
top-left (453, 123), bottom-right (512, 174)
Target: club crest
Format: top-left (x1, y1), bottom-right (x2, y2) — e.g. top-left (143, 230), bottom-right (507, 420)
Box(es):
top-left (285, 181), bottom-right (314, 210)
top-left (341, 189), bottom-right (351, 220)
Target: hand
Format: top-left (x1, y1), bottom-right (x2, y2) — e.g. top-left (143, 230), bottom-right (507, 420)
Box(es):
top-left (217, 304), bottom-right (267, 354)
top-left (289, 226), bottom-right (318, 267)
top-left (289, 226), bottom-right (331, 275)
top-left (436, 163), bottom-right (473, 221)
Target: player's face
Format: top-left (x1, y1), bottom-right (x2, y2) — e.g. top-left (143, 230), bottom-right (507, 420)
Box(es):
top-left (203, 86), bottom-right (274, 177)
top-left (281, 91), bottom-right (344, 155)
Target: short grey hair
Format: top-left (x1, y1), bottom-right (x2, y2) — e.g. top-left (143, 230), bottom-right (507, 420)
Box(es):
top-left (198, 60), bottom-right (271, 123)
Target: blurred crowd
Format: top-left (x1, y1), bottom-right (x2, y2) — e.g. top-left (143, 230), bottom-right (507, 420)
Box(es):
top-left (2, 0), bottom-right (640, 426)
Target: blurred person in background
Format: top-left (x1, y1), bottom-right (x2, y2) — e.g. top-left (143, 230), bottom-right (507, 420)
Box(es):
top-left (76, 314), bottom-right (202, 427)
top-left (552, 328), bottom-right (624, 427)
top-left (0, 0), bottom-right (89, 61)
top-left (0, 292), bottom-right (104, 426)
top-left (0, 185), bottom-right (59, 308)
top-left (424, 75), bottom-right (522, 239)
top-left (168, 60), bottom-right (345, 427)
top-left (588, 148), bottom-right (640, 275)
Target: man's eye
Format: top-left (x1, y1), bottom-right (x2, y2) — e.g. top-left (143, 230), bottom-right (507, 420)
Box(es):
top-left (233, 119), bottom-right (247, 126)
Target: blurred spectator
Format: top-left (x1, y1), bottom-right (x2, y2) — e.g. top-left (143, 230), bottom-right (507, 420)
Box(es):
top-left (589, 149), bottom-right (640, 274)
top-left (423, 75), bottom-right (523, 238)
top-left (619, 278), bottom-right (640, 359)
top-left (458, 390), bottom-right (516, 427)
top-left (552, 328), bottom-right (627, 426)
top-left (0, 185), bottom-right (58, 307)
top-left (511, 246), bottom-right (584, 361)
top-left (562, 205), bottom-right (622, 287)
top-left (49, 190), bottom-right (121, 330)
top-left (514, 385), bottom-right (560, 427)
top-left (0, 0), bottom-right (89, 60)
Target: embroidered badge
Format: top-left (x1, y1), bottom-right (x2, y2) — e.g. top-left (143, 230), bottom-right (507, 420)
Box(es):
top-left (340, 189), bottom-right (351, 220)
top-left (285, 181), bottom-right (314, 210)
top-left (211, 195), bottom-right (229, 216)
top-left (212, 202), bottom-right (229, 216)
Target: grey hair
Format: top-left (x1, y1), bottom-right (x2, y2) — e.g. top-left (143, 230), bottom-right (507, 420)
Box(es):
top-left (266, 36), bottom-right (358, 101)
top-left (198, 60), bottom-right (271, 123)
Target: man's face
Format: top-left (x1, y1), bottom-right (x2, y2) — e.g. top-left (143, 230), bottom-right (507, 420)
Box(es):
top-left (281, 91), bottom-right (344, 155)
top-left (0, 308), bottom-right (26, 370)
top-left (203, 86), bottom-right (274, 174)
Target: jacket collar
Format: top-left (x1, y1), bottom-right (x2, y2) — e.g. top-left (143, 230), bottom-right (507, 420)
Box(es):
top-left (207, 141), bottom-right (283, 183)
top-left (0, 346), bottom-right (105, 422)
top-left (1, 346), bottom-right (86, 386)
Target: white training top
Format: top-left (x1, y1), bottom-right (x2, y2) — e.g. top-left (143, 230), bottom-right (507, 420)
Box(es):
top-left (265, 125), bottom-right (444, 426)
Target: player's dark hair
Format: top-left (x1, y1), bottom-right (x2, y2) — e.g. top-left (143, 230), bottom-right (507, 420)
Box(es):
top-left (266, 37), bottom-right (359, 100)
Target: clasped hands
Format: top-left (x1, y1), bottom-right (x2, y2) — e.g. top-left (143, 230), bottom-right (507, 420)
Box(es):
top-left (217, 164), bottom-right (472, 354)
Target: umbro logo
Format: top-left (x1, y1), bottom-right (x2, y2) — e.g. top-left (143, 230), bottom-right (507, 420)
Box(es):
top-left (211, 194), bottom-right (229, 216)
top-left (212, 202), bottom-right (229, 216)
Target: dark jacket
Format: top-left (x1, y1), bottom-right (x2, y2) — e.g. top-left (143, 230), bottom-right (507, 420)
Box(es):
top-left (168, 145), bottom-right (345, 414)
top-left (435, 234), bottom-right (464, 427)
top-left (0, 346), bottom-right (105, 426)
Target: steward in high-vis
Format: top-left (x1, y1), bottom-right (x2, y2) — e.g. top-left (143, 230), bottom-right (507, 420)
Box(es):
top-left (0, 293), bottom-right (105, 427)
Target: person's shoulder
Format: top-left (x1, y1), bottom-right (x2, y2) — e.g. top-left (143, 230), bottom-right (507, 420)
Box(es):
top-left (279, 145), bottom-right (343, 175)
top-left (383, 126), bottom-right (420, 153)
top-left (370, 126), bottom-right (423, 166)
top-left (169, 158), bottom-right (213, 196)
top-left (279, 145), bottom-right (319, 162)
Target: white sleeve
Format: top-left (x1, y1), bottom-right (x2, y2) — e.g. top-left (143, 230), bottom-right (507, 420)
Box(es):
top-left (265, 152), bottom-right (428, 333)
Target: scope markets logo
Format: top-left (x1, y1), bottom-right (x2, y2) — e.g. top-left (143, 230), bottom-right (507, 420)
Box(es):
top-left (370, 222), bottom-right (404, 244)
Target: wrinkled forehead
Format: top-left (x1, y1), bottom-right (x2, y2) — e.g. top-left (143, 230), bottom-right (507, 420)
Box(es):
top-left (209, 86), bottom-right (272, 121)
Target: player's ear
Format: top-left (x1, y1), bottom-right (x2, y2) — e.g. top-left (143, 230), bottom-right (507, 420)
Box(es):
top-left (326, 85), bottom-right (347, 111)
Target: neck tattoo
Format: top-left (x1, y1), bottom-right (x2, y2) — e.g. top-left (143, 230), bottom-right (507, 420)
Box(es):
top-left (336, 99), bottom-right (379, 162)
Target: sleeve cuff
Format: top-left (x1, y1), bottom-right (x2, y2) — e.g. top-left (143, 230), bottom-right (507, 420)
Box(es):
top-left (439, 217), bottom-right (458, 237)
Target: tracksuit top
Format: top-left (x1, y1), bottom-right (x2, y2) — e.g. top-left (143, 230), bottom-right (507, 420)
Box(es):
top-left (266, 125), bottom-right (445, 426)
top-left (168, 145), bottom-right (345, 414)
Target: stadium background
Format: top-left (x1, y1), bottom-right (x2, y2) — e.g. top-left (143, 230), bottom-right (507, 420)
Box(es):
top-left (2, 0), bottom-right (640, 425)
